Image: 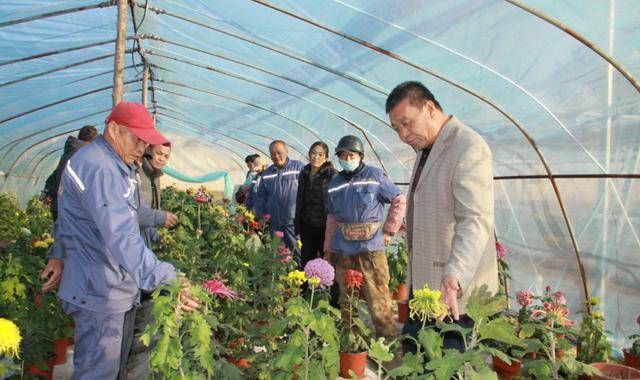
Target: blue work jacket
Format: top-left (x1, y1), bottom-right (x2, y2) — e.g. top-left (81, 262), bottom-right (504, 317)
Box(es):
top-left (254, 158), bottom-right (305, 226)
top-left (327, 164), bottom-right (401, 255)
top-left (53, 136), bottom-right (177, 313)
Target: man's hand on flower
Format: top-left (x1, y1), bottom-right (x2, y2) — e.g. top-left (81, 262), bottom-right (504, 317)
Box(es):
top-left (383, 232), bottom-right (393, 246)
top-left (440, 274), bottom-right (460, 321)
top-left (163, 212), bottom-right (178, 228)
top-left (178, 277), bottom-right (201, 312)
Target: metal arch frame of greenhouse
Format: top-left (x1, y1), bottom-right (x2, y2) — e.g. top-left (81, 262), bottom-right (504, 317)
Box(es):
top-left (1, 0), bottom-right (639, 338)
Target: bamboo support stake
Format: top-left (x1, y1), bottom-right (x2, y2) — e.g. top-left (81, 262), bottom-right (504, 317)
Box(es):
top-left (142, 63), bottom-right (149, 107)
top-left (112, 0), bottom-right (128, 106)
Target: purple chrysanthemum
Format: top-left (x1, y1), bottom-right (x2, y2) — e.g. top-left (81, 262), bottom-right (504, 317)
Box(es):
top-left (304, 258), bottom-right (334, 289)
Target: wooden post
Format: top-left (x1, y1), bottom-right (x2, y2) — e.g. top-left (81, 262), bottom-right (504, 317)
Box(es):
top-left (112, 0), bottom-right (127, 106)
top-left (142, 63), bottom-right (149, 107)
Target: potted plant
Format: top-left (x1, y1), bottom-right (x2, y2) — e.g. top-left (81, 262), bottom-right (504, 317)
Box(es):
top-left (577, 297), bottom-right (612, 364)
top-left (141, 278), bottom-right (243, 379)
top-left (486, 313), bottom-right (544, 380)
top-left (386, 236), bottom-right (408, 300)
top-left (338, 269), bottom-right (371, 378)
top-left (623, 315), bottom-right (640, 370)
top-left (269, 261), bottom-right (340, 380)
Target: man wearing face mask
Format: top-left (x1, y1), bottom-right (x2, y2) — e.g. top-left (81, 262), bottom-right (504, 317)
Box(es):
top-left (324, 135), bottom-right (406, 342)
top-left (255, 140), bottom-right (305, 258)
top-left (48, 102), bottom-right (199, 379)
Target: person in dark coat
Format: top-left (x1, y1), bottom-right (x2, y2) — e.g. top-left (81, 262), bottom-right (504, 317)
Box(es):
top-left (42, 125), bottom-right (98, 220)
top-left (294, 141), bottom-right (337, 270)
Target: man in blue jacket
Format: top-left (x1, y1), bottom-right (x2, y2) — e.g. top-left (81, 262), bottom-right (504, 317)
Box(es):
top-left (48, 102), bottom-right (198, 379)
top-left (255, 140), bottom-right (304, 260)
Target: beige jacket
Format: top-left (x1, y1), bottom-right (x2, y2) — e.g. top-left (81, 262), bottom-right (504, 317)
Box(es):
top-left (407, 116), bottom-right (498, 314)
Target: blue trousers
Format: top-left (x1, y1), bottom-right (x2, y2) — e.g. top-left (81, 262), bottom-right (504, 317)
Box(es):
top-left (63, 302), bottom-right (133, 380)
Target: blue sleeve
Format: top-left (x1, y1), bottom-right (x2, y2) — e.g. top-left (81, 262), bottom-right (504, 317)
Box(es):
top-left (377, 171), bottom-right (402, 203)
top-left (254, 176), bottom-right (266, 220)
top-left (81, 170), bottom-right (176, 291)
top-left (138, 204), bottom-right (165, 229)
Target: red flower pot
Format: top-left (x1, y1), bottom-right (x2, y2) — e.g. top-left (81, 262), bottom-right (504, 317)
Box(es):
top-left (397, 300), bottom-right (408, 323)
top-left (393, 283), bottom-right (408, 301)
top-left (53, 337), bottom-right (74, 365)
top-left (492, 356), bottom-right (521, 380)
top-left (585, 362), bottom-right (640, 379)
top-left (339, 352), bottom-right (367, 378)
top-left (27, 355), bottom-right (56, 380)
top-left (225, 355), bottom-right (250, 369)
top-left (624, 350), bottom-right (640, 370)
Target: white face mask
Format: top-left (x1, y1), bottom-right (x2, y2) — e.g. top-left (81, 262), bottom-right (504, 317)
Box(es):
top-left (339, 159), bottom-right (360, 172)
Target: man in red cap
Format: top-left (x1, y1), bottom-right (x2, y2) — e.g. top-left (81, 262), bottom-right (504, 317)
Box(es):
top-left (43, 102), bottom-right (198, 379)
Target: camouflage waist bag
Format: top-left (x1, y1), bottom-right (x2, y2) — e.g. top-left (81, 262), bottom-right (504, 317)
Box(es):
top-left (339, 222), bottom-right (382, 241)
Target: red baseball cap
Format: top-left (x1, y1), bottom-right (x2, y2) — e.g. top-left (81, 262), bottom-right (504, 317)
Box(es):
top-left (106, 101), bottom-right (169, 146)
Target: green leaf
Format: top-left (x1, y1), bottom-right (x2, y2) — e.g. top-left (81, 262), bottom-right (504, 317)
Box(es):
top-left (467, 365), bottom-right (498, 380)
top-left (427, 349), bottom-right (465, 380)
top-left (387, 352), bottom-right (424, 377)
top-left (369, 338), bottom-right (394, 363)
top-left (481, 344), bottom-right (514, 364)
top-left (478, 317), bottom-right (524, 347)
top-left (519, 323), bottom-right (537, 338)
top-left (418, 328), bottom-right (442, 360)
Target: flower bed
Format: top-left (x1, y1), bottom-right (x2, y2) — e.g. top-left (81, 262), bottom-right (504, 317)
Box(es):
top-left (0, 189), bottom-right (632, 379)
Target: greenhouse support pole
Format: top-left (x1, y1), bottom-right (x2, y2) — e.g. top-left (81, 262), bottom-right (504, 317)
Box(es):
top-left (601, 0), bottom-right (616, 306)
top-left (112, 0), bottom-right (128, 106)
top-left (142, 63), bottom-right (149, 107)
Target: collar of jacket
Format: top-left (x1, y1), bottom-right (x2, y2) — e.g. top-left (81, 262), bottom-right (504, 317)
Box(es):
top-left (64, 136), bottom-right (86, 154)
top-left (142, 156), bottom-right (163, 180)
top-left (338, 161), bottom-right (365, 180)
top-left (303, 161), bottom-right (334, 176)
top-left (95, 135), bottom-right (133, 177)
top-left (271, 157), bottom-right (291, 171)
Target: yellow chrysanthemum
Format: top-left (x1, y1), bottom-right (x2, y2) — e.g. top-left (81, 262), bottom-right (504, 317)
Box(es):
top-left (409, 284), bottom-right (448, 322)
top-left (244, 211), bottom-right (255, 222)
top-left (33, 240), bottom-right (49, 249)
top-left (286, 270), bottom-right (307, 286)
top-left (307, 277), bottom-right (321, 287)
top-left (0, 318), bottom-right (21, 358)
top-left (297, 240), bottom-right (303, 250)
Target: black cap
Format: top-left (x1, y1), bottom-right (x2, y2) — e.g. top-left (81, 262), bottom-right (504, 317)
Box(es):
top-left (335, 135), bottom-right (364, 155)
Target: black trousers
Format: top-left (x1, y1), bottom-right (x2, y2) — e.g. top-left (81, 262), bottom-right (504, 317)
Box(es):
top-left (299, 222), bottom-right (339, 307)
top-left (402, 288), bottom-right (473, 357)
top-left (299, 222), bottom-right (325, 269)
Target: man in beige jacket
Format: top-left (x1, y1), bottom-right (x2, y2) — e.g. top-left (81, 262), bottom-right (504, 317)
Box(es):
top-left (386, 81), bottom-right (498, 353)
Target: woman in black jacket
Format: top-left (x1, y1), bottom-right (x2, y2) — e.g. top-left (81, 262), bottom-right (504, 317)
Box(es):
top-left (295, 141), bottom-right (337, 270)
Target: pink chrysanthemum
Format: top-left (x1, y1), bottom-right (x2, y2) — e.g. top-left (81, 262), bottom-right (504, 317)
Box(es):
top-left (516, 290), bottom-right (533, 306)
top-left (203, 279), bottom-right (238, 300)
top-left (274, 231), bottom-right (284, 239)
top-left (304, 258), bottom-right (334, 289)
top-left (495, 241), bottom-right (506, 260)
top-left (553, 291), bottom-right (567, 306)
